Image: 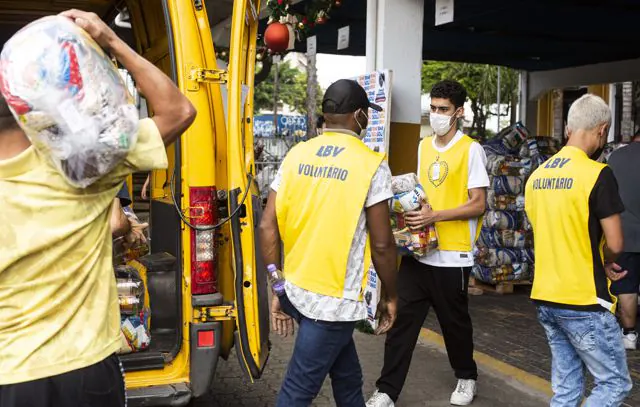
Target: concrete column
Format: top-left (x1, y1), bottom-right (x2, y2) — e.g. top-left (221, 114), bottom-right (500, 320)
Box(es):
top-left (367, 0), bottom-right (424, 174)
top-left (365, 0), bottom-right (378, 73)
top-left (622, 81), bottom-right (634, 142)
top-left (552, 90), bottom-right (564, 142)
top-left (518, 71), bottom-right (538, 136)
top-left (608, 84), bottom-right (617, 143)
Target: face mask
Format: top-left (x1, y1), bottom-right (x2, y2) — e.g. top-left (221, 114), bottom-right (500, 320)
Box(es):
top-left (430, 110), bottom-right (458, 137)
top-left (354, 110), bottom-right (368, 139)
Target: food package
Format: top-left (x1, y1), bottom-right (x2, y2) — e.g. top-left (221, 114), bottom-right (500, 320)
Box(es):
top-left (117, 278), bottom-right (143, 315)
top-left (483, 139), bottom-right (517, 158)
top-left (391, 173), bottom-right (419, 194)
top-left (475, 247), bottom-right (534, 267)
top-left (477, 227), bottom-right (533, 249)
top-left (491, 175), bottom-right (525, 196)
top-left (119, 313), bottom-right (151, 353)
top-left (486, 155), bottom-right (532, 177)
top-left (472, 263), bottom-right (532, 284)
top-left (389, 173), bottom-right (438, 257)
top-left (498, 121), bottom-right (529, 150)
top-left (391, 185), bottom-right (426, 213)
top-left (476, 122), bottom-right (537, 284)
top-left (115, 265), bottom-right (151, 353)
top-left (525, 139), bottom-right (551, 170)
top-left (483, 210), bottom-right (525, 230)
top-left (0, 16), bottom-right (139, 188)
top-left (391, 224), bottom-right (438, 257)
top-left (487, 191), bottom-right (525, 212)
top-left (483, 122), bottom-right (530, 158)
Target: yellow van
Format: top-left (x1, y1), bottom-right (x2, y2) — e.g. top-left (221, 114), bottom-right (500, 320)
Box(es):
top-left (0, 0), bottom-right (269, 405)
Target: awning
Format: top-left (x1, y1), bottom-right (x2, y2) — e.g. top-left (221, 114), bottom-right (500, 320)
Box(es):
top-left (259, 0), bottom-right (640, 71)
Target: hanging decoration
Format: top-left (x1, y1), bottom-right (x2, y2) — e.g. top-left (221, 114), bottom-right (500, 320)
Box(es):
top-left (264, 21), bottom-right (290, 53)
top-left (264, 0), bottom-right (342, 53)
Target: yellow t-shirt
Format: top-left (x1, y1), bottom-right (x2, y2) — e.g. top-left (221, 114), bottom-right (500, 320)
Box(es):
top-left (0, 118), bottom-right (168, 384)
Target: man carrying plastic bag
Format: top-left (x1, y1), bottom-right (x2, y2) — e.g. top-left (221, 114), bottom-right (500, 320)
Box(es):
top-left (368, 80), bottom-right (489, 407)
top-left (0, 10), bottom-right (196, 407)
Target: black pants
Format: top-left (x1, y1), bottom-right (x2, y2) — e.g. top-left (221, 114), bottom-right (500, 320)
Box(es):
top-left (0, 354), bottom-right (126, 407)
top-left (376, 256), bottom-right (478, 401)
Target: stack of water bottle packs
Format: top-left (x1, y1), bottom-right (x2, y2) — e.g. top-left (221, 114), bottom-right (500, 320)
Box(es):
top-left (473, 123), bottom-right (560, 284)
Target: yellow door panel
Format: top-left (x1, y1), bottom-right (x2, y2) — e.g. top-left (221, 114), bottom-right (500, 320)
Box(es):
top-left (227, 0), bottom-right (270, 380)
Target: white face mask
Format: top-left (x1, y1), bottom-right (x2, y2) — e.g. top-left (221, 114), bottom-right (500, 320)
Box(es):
top-left (430, 110), bottom-right (458, 137)
top-left (354, 110), bottom-right (368, 139)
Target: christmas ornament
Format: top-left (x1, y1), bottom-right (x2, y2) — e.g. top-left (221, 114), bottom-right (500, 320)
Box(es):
top-left (264, 22), bottom-right (290, 53)
top-left (316, 11), bottom-right (328, 24)
top-left (265, 0), bottom-right (342, 45)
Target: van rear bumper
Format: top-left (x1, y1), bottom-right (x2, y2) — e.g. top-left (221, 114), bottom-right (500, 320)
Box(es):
top-left (127, 383), bottom-right (191, 406)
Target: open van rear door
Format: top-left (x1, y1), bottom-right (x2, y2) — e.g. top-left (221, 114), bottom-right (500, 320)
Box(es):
top-left (226, 0), bottom-right (271, 380)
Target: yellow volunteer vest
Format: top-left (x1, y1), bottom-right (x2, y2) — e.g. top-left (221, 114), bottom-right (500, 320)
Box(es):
top-left (525, 146), bottom-right (615, 311)
top-left (276, 131), bottom-right (385, 299)
top-left (419, 135), bottom-right (481, 251)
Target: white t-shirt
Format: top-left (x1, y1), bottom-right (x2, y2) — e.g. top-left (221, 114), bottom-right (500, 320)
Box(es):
top-left (417, 131), bottom-right (490, 267)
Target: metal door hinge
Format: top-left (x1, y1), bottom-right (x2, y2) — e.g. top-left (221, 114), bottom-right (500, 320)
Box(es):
top-left (187, 66), bottom-right (228, 91)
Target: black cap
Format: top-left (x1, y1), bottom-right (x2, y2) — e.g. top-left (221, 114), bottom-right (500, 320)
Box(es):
top-left (322, 79), bottom-right (383, 114)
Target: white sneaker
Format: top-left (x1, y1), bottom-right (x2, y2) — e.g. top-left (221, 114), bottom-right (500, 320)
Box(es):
top-left (366, 390), bottom-right (395, 407)
top-left (623, 331), bottom-right (638, 350)
top-left (450, 379), bottom-right (477, 406)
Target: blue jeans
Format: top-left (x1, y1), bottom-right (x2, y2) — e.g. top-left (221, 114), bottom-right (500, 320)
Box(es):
top-left (276, 294), bottom-right (365, 407)
top-left (537, 305), bottom-right (632, 407)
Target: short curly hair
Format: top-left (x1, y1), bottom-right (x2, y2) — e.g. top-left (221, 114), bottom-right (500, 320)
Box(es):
top-left (430, 80), bottom-right (467, 109)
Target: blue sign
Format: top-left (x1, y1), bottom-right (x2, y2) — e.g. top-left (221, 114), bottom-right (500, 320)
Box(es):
top-left (254, 114), bottom-right (307, 138)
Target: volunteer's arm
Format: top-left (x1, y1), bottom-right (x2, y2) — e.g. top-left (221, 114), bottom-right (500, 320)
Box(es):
top-left (259, 190), bottom-right (294, 338)
top-left (602, 215), bottom-right (624, 259)
top-left (592, 167), bottom-right (627, 280)
top-left (259, 191), bottom-right (281, 269)
top-left (366, 201), bottom-right (398, 335)
top-left (110, 198), bottom-right (130, 238)
top-left (141, 175), bottom-right (150, 200)
top-left (61, 10), bottom-right (196, 146)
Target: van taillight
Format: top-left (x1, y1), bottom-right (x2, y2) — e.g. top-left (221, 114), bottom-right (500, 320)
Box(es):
top-left (190, 186), bottom-right (217, 295)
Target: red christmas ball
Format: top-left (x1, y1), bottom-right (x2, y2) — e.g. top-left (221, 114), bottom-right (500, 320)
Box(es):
top-left (264, 22), bottom-right (290, 53)
top-left (277, 0), bottom-right (284, 5)
top-left (316, 16), bottom-right (327, 24)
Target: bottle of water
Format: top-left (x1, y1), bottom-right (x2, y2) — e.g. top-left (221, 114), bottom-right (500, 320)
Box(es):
top-left (267, 264), bottom-right (286, 296)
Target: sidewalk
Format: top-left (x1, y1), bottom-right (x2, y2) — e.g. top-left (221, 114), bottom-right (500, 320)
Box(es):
top-left (202, 329), bottom-right (548, 406)
top-left (424, 287), bottom-right (640, 407)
